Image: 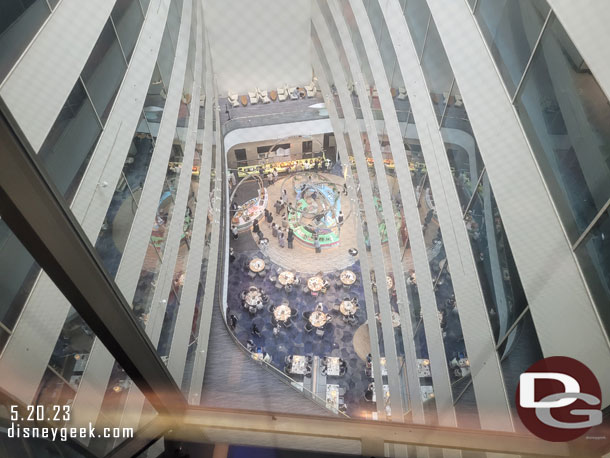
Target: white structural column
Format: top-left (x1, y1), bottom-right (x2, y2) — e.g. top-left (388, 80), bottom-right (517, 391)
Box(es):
top-left (167, 7), bottom-right (213, 387)
top-left (381, 0), bottom-right (513, 431)
top-left (347, 0), bottom-right (460, 429)
top-left (312, 3), bottom-right (405, 419)
top-left (312, 51), bottom-right (387, 420)
top-left (0, 0), bottom-right (116, 151)
top-left (328, 0), bottom-right (424, 423)
top-left (115, 2), bottom-right (205, 438)
top-left (547, 1), bottom-right (610, 101)
top-left (0, 0), bottom-right (170, 406)
top-left (187, 82), bottom-right (222, 404)
top-left (426, 0), bottom-right (610, 407)
top-left (70, 0), bottom-right (193, 438)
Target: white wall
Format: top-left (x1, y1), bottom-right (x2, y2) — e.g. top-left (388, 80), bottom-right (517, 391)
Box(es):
top-left (203, 0), bottom-right (312, 95)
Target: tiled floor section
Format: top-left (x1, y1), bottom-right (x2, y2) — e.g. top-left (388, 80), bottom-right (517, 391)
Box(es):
top-left (256, 172), bottom-right (358, 274)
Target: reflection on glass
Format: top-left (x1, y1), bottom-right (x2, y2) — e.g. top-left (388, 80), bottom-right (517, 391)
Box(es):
top-left (515, 16), bottom-right (610, 241)
top-left (38, 80), bottom-right (103, 202)
top-left (475, 0), bottom-right (550, 94)
top-left (0, 0), bottom-right (51, 82)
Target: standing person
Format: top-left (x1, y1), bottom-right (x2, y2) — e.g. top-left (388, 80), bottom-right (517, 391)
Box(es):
top-left (343, 182), bottom-right (348, 195)
top-left (272, 223), bottom-right (278, 238)
top-left (282, 215), bottom-right (288, 229)
top-left (230, 314), bottom-right (238, 330)
top-left (278, 229), bottom-right (286, 248)
top-left (314, 236), bottom-right (321, 254)
top-left (229, 247), bottom-right (236, 263)
top-left (260, 238), bottom-right (269, 256)
top-left (273, 168), bottom-right (278, 181)
top-left (337, 210), bottom-right (344, 225)
top-left (266, 211), bottom-right (273, 225)
top-left (252, 323), bottom-right (262, 337)
top-left (287, 228), bottom-right (294, 249)
top-left (274, 199), bottom-right (282, 215)
top-left (231, 225), bottom-right (239, 240)
top-left (252, 218), bottom-right (260, 235)
top-left (281, 188), bottom-right (287, 203)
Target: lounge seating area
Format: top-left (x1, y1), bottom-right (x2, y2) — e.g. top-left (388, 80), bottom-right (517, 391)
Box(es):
top-left (227, 81), bottom-right (317, 108)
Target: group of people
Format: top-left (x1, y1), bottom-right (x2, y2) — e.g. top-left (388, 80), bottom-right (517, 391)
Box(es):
top-left (271, 223), bottom-right (294, 248)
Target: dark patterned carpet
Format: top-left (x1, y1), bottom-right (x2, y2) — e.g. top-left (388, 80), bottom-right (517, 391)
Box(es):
top-left (227, 249), bottom-right (376, 418)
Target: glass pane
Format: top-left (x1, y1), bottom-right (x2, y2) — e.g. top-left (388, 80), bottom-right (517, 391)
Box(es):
top-left (144, 64), bottom-right (168, 133)
top-left (48, 309), bottom-right (95, 391)
top-left (89, 361), bottom-right (151, 456)
top-left (80, 20), bottom-right (127, 124)
top-left (0, 221), bottom-right (40, 336)
top-left (111, 0), bottom-right (144, 62)
top-left (34, 367), bottom-right (77, 412)
top-left (475, 0), bottom-right (550, 95)
top-left (403, 0), bottom-right (431, 59)
top-left (575, 206), bottom-right (610, 336)
top-left (466, 173), bottom-right (528, 346)
top-left (515, 16), bottom-right (610, 242)
top-left (95, 112), bottom-right (154, 277)
top-left (0, 0), bottom-right (51, 82)
top-left (420, 19), bottom-right (453, 121)
top-left (499, 311), bottom-right (543, 433)
top-left (37, 80), bottom-right (102, 202)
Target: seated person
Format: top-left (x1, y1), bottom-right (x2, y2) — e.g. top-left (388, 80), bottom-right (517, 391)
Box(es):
top-left (364, 390), bottom-right (373, 402)
top-left (246, 340), bottom-right (255, 352)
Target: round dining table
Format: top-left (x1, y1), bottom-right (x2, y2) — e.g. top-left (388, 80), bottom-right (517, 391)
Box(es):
top-left (249, 258), bottom-right (265, 273)
top-left (308, 276), bottom-right (324, 292)
top-left (244, 290), bottom-right (262, 306)
top-left (339, 300), bottom-right (358, 316)
top-left (273, 304), bottom-right (292, 322)
top-left (278, 271), bottom-right (295, 285)
top-left (309, 310), bottom-right (328, 328)
top-left (340, 270), bottom-right (356, 285)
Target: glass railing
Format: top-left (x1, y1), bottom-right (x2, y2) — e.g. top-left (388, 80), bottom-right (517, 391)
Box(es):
top-left (219, 94), bottom-right (328, 135)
